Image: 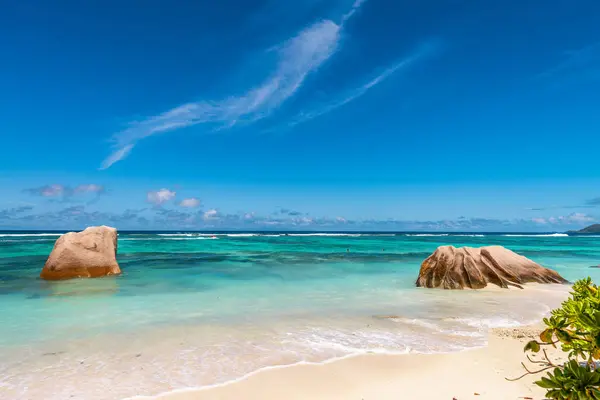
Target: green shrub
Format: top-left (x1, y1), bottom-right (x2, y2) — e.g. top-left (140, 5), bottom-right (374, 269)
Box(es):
top-left (511, 278), bottom-right (600, 399)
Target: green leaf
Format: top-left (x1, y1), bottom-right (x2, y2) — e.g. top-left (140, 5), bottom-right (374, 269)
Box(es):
top-left (579, 314), bottom-right (596, 328)
top-left (524, 340), bottom-right (541, 353)
top-left (540, 328), bottom-right (555, 343)
top-left (536, 376), bottom-right (560, 389)
top-left (557, 329), bottom-right (573, 344)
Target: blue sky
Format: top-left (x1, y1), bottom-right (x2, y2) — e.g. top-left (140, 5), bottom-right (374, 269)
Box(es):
top-left (1, 0), bottom-right (599, 231)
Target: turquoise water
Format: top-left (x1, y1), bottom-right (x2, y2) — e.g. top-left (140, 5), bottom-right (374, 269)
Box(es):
top-left (1, 232), bottom-right (599, 399)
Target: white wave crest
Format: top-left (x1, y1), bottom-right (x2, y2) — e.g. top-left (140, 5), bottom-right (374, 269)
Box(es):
top-left (445, 317), bottom-right (522, 329)
top-left (503, 233), bottom-right (568, 237)
top-left (157, 233), bottom-right (257, 238)
top-left (122, 237), bottom-right (218, 241)
top-left (405, 234), bottom-right (449, 237)
top-left (0, 233), bottom-right (62, 237)
top-left (288, 233), bottom-right (361, 237)
top-left (453, 234), bottom-right (485, 237)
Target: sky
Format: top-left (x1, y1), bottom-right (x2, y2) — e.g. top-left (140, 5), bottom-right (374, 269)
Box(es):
top-left (1, 0), bottom-right (599, 231)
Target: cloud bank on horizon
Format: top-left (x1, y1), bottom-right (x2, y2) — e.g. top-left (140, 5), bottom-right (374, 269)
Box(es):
top-left (1, 202), bottom-right (596, 231)
top-left (100, 0), bottom-right (438, 169)
top-left (3, 184), bottom-right (599, 231)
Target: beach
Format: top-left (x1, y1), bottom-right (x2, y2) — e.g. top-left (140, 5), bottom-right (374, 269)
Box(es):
top-left (0, 232), bottom-right (597, 399)
top-left (148, 326), bottom-right (563, 400)
top-left (3, 0), bottom-right (599, 396)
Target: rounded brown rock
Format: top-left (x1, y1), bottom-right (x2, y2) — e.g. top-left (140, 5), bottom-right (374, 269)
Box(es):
top-left (40, 226), bottom-right (121, 280)
top-left (415, 245), bottom-right (567, 289)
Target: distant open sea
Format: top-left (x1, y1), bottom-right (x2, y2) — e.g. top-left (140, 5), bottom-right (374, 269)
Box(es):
top-left (1, 231), bottom-right (599, 399)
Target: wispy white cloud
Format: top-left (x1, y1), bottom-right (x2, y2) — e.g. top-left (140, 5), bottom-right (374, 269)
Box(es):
top-left (98, 0), bottom-right (442, 170)
top-left (24, 184), bottom-right (66, 197)
top-left (531, 217), bottom-right (547, 224)
top-left (341, 0), bottom-right (367, 24)
top-left (147, 188), bottom-right (176, 206)
top-left (288, 41), bottom-right (440, 127)
top-left (74, 184), bottom-right (105, 194)
top-left (24, 184), bottom-right (105, 201)
top-left (203, 209), bottom-right (219, 220)
top-left (179, 198), bottom-right (201, 208)
top-left (99, 0), bottom-right (380, 170)
top-left (101, 18), bottom-right (346, 169)
top-left (531, 212), bottom-right (596, 225)
top-left (100, 144), bottom-right (134, 170)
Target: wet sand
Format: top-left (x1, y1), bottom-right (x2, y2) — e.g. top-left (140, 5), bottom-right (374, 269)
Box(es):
top-left (143, 325), bottom-right (564, 400)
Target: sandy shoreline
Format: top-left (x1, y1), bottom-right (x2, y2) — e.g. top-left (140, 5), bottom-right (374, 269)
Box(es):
top-left (135, 325), bottom-right (564, 400)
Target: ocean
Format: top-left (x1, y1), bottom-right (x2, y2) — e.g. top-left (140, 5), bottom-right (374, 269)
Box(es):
top-left (1, 231), bottom-right (599, 399)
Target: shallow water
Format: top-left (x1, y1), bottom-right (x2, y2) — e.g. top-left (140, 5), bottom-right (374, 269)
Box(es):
top-left (1, 232), bottom-right (599, 399)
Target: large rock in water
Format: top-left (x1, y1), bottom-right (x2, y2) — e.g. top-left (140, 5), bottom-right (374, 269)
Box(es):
top-left (416, 245), bottom-right (567, 289)
top-left (40, 226), bottom-right (120, 280)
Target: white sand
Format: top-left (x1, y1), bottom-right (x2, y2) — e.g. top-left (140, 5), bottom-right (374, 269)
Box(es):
top-left (143, 326), bottom-right (564, 400)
